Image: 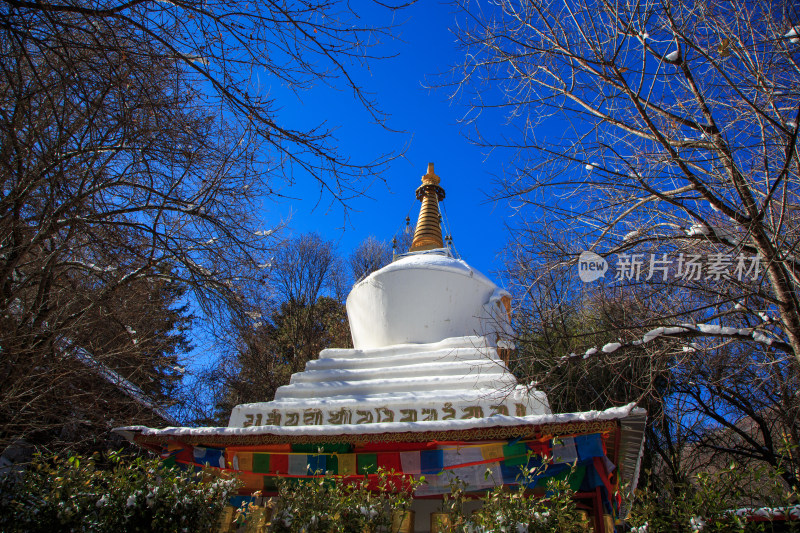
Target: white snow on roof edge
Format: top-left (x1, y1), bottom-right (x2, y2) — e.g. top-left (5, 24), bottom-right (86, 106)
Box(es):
top-left (114, 403), bottom-right (643, 439)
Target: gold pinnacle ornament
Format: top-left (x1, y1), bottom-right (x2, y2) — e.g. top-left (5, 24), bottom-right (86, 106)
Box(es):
top-left (409, 163), bottom-right (446, 252)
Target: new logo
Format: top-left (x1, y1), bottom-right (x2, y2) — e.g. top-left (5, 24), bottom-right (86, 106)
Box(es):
top-left (578, 251), bottom-right (608, 282)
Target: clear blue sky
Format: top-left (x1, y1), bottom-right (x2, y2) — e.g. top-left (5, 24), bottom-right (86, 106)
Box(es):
top-left (263, 2), bottom-right (514, 280)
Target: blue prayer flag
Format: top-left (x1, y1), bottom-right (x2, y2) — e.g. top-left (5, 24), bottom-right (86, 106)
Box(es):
top-left (193, 446), bottom-right (225, 468)
top-left (307, 454), bottom-right (327, 474)
top-left (575, 434), bottom-right (605, 460)
top-left (420, 449), bottom-right (444, 474)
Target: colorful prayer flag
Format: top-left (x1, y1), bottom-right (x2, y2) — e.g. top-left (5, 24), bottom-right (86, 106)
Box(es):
top-left (538, 463), bottom-right (585, 491)
top-left (307, 454), bottom-right (326, 474)
top-left (575, 434), bottom-right (604, 460)
top-left (263, 476), bottom-right (278, 491)
top-left (377, 452), bottom-right (401, 472)
top-left (400, 451), bottom-right (421, 474)
top-left (500, 463), bottom-right (522, 485)
top-left (357, 453), bottom-right (378, 475)
top-left (414, 474), bottom-right (449, 496)
top-left (160, 442), bottom-right (182, 459)
top-left (327, 454), bottom-right (339, 474)
top-left (338, 454), bottom-right (357, 476)
top-left (420, 449), bottom-right (444, 474)
top-left (527, 440), bottom-right (551, 458)
top-left (235, 452), bottom-right (253, 472)
top-left (252, 453), bottom-right (270, 474)
top-left (269, 454), bottom-right (288, 474)
top-left (483, 463), bottom-right (502, 488)
top-left (442, 446), bottom-right (484, 467)
top-left (481, 444), bottom-right (504, 461)
top-left (175, 446), bottom-right (194, 464)
top-left (193, 446), bottom-right (225, 468)
top-left (192, 446), bottom-right (206, 462)
top-left (552, 437), bottom-right (578, 464)
top-left (449, 463), bottom-right (498, 490)
top-left (288, 454), bottom-right (308, 475)
top-left (502, 442), bottom-right (528, 466)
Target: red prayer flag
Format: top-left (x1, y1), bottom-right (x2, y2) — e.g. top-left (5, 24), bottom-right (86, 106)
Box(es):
top-left (377, 452), bottom-right (402, 473)
top-left (175, 446), bottom-right (194, 464)
top-left (527, 440), bottom-right (551, 458)
top-left (270, 454), bottom-right (288, 474)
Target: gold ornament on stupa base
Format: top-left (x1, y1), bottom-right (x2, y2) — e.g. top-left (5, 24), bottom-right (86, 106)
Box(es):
top-left (410, 162), bottom-right (446, 252)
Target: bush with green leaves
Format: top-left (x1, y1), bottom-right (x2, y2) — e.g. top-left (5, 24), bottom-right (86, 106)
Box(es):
top-left (264, 469), bottom-right (420, 533)
top-left (0, 451), bottom-right (240, 532)
top-left (8, 450), bottom-right (800, 533)
top-left (431, 461), bottom-right (586, 533)
top-left (627, 462), bottom-right (800, 533)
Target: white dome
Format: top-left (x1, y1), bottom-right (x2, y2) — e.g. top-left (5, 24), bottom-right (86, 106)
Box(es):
top-left (346, 251), bottom-right (512, 349)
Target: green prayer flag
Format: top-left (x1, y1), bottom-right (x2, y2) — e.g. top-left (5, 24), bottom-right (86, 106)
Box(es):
top-left (536, 464), bottom-right (587, 491)
top-left (327, 454), bottom-right (339, 475)
top-left (357, 453), bottom-right (378, 475)
top-left (503, 443), bottom-right (528, 466)
top-left (253, 453), bottom-right (270, 474)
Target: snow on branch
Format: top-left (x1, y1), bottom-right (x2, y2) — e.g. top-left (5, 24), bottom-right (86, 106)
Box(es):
top-left (561, 321), bottom-right (790, 363)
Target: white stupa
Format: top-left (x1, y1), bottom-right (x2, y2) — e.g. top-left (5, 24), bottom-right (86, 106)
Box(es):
top-left (228, 163), bottom-right (550, 430)
top-left (117, 163), bottom-right (646, 533)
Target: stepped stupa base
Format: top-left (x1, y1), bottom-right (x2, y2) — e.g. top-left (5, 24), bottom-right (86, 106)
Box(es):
top-left (229, 336), bottom-right (550, 429)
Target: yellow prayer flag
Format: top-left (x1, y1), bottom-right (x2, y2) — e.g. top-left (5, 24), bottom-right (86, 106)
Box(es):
top-left (481, 444), bottom-right (504, 461)
top-left (237, 452), bottom-right (254, 472)
top-left (338, 454), bottom-right (357, 475)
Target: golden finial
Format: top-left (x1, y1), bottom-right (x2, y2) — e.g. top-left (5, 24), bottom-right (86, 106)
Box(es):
top-left (410, 162), bottom-right (446, 252)
top-left (421, 162), bottom-right (440, 186)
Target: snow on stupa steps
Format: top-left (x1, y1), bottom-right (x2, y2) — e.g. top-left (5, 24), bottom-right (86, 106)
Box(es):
top-left (276, 372), bottom-right (518, 399)
top-left (228, 336), bottom-right (551, 428)
top-left (305, 346), bottom-right (494, 371)
top-left (278, 336), bottom-right (510, 398)
top-left (314, 335), bottom-right (494, 362)
top-left (286, 360), bottom-right (507, 387)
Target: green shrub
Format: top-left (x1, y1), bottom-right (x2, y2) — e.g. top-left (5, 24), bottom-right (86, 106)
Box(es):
top-left (627, 463), bottom-right (800, 533)
top-left (0, 451), bottom-right (240, 532)
top-left (252, 461), bottom-right (584, 533)
top-left (431, 461), bottom-right (585, 533)
top-left (8, 451), bottom-right (800, 533)
top-left (265, 469), bottom-right (420, 533)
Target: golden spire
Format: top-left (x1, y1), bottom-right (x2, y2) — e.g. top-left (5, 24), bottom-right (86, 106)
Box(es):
top-left (410, 162), bottom-right (446, 252)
